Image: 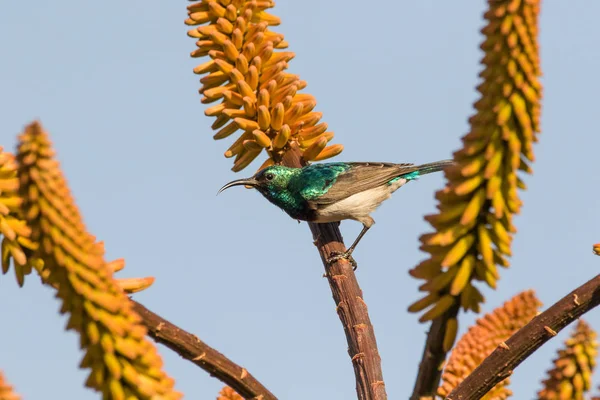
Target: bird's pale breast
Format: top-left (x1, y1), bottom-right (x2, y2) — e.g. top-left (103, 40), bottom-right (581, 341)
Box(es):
top-left (315, 178), bottom-right (407, 225)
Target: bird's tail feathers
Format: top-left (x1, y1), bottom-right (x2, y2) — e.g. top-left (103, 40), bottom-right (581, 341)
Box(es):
top-left (414, 159), bottom-right (455, 176)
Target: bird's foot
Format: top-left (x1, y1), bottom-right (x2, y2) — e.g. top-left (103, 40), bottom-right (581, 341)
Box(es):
top-left (326, 251), bottom-right (358, 270)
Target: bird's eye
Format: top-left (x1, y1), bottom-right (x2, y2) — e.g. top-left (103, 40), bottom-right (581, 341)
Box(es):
top-left (265, 173), bottom-right (275, 181)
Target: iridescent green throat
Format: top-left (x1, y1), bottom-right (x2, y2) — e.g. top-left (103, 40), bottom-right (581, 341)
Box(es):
top-left (255, 163), bottom-right (350, 220)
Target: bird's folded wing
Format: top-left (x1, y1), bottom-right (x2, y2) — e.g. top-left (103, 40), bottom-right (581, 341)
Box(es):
top-left (307, 162), bottom-right (417, 206)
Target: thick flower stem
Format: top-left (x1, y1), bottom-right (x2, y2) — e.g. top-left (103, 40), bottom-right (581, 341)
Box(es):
top-left (132, 300), bottom-right (277, 400)
top-left (447, 274), bottom-right (600, 400)
top-left (283, 147), bottom-right (387, 400)
top-left (410, 306), bottom-right (459, 400)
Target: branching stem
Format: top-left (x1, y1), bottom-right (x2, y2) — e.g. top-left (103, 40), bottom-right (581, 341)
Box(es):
top-left (131, 301), bottom-right (277, 400)
top-left (447, 274), bottom-right (600, 400)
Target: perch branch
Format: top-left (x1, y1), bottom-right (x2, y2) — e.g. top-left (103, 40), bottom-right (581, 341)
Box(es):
top-left (446, 273), bottom-right (600, 400)
top-left (131, 300), bottom-right (277, 400)
top-left (282, 147), bottom-right (387, 400)
top-left (410, 305), bottom-right (459, 400)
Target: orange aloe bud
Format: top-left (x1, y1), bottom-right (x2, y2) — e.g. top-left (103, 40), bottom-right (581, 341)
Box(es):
top-left (116, 277), bottom-right (156, 294)
top-left (232, 149), bottom-right (261, 172)
top-left (270, 102), bottom-right (284, 131)
top-left (438, 290), bottom-right (542, 398)
top-left (214, 121), bottom-right (240, 140)
top-left (0, 371), bottom-right (21, 400)
top-left (298, 132), bottom-right (334, 149)
top-left (257, 105), bottom-right (271, 130)
top-left (107, 258), bottom-right (126, 273)
top-left (243, 139), bottom-right (262, 152)
top-left (301, 136), bottom-right (327, 162)
top-left (187, 0), bottom-right (342, 170)
top-left (273, 124), bottom-right (291, 149)
top-left (234, 117), bottom-right (260, 132)
top-left (297, 122), bottom-right (328, 140)
top-left (253, 129), bottom-right (272, 148)
top-left (313, 144), bottom-right (344, 161)
top-left (218, 386), bottom-right (244, 400)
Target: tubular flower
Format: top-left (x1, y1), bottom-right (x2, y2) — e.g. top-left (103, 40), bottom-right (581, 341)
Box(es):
top-left (537, 320), bottom-right (598, 400)
top-left (0, 148), bottom-right (38, 286)
top-left (0, 371), bottom-right (21, 400)
top-left (105, 256), bottom-right (156, 294)
top-left (0, 144), bottom-right (152, 295)
top-left (16, 122), bottom-right (180, 400)
top-left (438, 290), bottom-right (542, 399)
top-left (408, 0), bottom-right (542, 335)
top-left (186, 0), bottom-right (342, 171)
top-left (217, 386), bottom-right (243, 400)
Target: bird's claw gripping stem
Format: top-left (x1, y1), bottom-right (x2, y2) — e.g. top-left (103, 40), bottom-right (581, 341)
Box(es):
top-left (326, 251), bottom-right (358, 270)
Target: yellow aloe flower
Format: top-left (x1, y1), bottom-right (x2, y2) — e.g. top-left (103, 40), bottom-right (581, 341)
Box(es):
top-left (537, 320), bottom-right (598, 400)
top-left (0, 148), bottom-right (38, 286)
top-left (409, 0), bottom-right (542, 346)
top-left (15, 122), bottom-right (180, 400)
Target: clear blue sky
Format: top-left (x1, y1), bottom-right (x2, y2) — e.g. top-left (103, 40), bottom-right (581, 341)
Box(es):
top-left (1, 1), bottom-right (598, 399)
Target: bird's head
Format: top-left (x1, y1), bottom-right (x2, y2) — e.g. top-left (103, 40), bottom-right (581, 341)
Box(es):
top-left (218, 165), bottom-right (296, 196)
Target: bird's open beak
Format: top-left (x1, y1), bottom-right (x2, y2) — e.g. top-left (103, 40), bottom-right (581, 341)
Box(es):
top-left (217, 178), bottom-right (259, 195)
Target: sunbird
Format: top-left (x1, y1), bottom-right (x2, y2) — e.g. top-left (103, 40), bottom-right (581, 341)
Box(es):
top-left (218, 159), bottom-right (454, 267)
